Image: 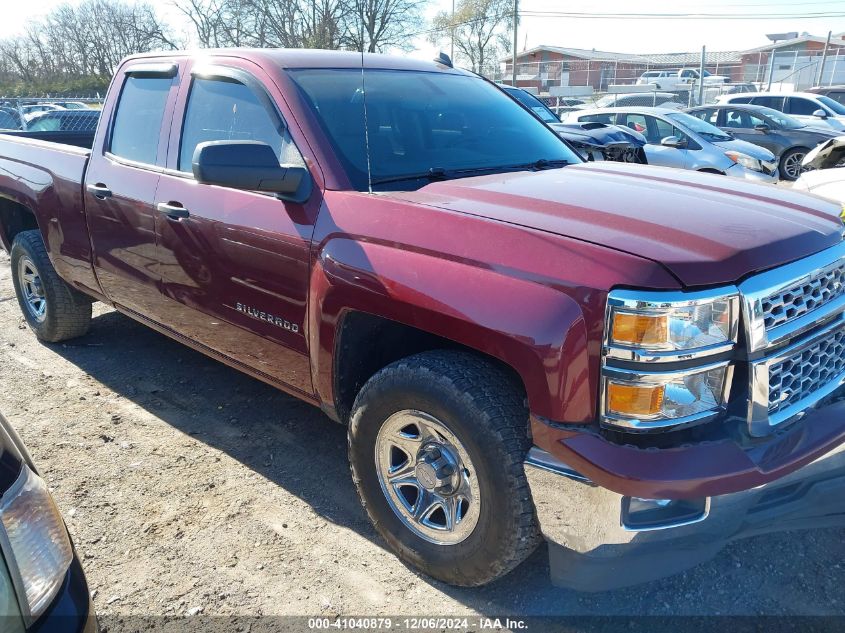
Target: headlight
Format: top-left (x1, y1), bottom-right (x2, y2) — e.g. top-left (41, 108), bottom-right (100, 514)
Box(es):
top-left (0, 466), bottom-right (73, 622)
top-left (603, 363), bottom-right (732, 429)
top-left (725, 150), bottom-right (762, 172)
top-left (602, 288), bottom-right (739, 431)
top-left (606, 289), bottom-right (739, 359)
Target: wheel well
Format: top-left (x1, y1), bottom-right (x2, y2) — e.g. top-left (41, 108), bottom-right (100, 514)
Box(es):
top-left (0, 199), bottom-right (38, 251)
top-left (333, 311), bottom-right (526, 424)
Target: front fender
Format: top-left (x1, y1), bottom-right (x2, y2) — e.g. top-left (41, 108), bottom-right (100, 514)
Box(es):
top-left (310, 236), bottom-right (596, 424)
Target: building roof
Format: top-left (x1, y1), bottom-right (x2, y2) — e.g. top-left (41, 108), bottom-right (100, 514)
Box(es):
top-left (506, 45), bottom-right (742, 65)
top-left (742, 34), bottom-right (845, 54)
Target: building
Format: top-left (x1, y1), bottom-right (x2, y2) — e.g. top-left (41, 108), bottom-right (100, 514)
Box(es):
top-left (502, 34), bottom-right (845, 94)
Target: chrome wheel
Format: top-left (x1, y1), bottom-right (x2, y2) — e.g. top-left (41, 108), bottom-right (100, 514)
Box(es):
top-left (17, 256), bottom-right (47, 323)
top-left (782, 150), bottom-right (806, 180)
top-left (374, 410), bottom-right (481, 545)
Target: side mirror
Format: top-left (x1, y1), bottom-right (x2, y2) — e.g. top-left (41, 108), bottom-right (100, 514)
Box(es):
top-left (813, 108), bottom-right (828, 119)
top-left (192, 140), bottom-right (311, 201)
top-left (660, 135), bottom-right (686, 148)
top-left (754, 123), bottom-right (771, 133)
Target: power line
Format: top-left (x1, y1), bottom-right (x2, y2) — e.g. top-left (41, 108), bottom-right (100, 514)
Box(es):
top-left (520, 10), bottom-right (845, 19)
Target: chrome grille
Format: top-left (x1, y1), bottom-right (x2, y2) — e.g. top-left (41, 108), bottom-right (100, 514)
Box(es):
top-left (768, 327), bottom-right (845, 414)
top-left (761, 260), bottom-right (845, 330)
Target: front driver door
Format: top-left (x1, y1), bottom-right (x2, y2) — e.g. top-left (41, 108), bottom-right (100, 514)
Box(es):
top-left (152, 60), bottom-right (320, 397)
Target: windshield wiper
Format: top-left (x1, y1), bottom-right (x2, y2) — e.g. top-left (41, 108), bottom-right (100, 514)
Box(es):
top-left (369, 159), bottom-right (570, 188)
top-left (370, 167), bottom-right (450, 186)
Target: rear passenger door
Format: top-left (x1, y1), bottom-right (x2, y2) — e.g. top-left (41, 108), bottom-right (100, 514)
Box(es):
top-left (152, 60), bottom-right (321, 396)
top-left (85, 62), bottom-right (180, 317)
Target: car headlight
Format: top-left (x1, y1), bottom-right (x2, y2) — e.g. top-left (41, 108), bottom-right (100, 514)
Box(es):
top-left (0, 466), bottom-right (73, 622)
top-left (602, 288), bottom-right (739, 431)
top-left (725, 150), bottom-right (762, 172)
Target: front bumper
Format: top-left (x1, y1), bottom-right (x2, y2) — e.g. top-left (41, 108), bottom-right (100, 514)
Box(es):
top-left (525, 436), bottom-right (845, 591)
top-left (726, 162), bottom-right (779, 183)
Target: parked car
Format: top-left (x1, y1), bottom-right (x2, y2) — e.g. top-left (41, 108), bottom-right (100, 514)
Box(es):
top-left (685, 103), bottom-right (838, 180)
top-left (716, 91), bottom-right (845, 131)
top-left (0, 412), bottom-right (96, 632)
top-left (24, 110), bottom-right (100, 133)
top-left (594, 92), bottom-right (684, 108)
top-left (792, 136), bottom-right (845, 202)
top-left (807, 85), bottom-right (845, 105)
top-left (0, 107), bottom-right (23, 131)
top-left (636, 68), bottom-right (729, 91)
top-left (50, 102), bottom-right (90, 110)
top-left (1, 49), bottom-right (845, 592)
top-left (18, 104), bottom-right (63, 117)
top-left (501, 86), bottom-right (647, 163)
top-left (567, 106), bottom-right (778, 181)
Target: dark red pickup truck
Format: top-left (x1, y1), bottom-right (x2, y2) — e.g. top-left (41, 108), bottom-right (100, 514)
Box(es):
top-left (1, 49), bottom-right (844, 590)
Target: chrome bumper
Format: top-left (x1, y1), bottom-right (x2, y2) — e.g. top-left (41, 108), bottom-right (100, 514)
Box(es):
top-left (524, 440), bottom-right (845, 591)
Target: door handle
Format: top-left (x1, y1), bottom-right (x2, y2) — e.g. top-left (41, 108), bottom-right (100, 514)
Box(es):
top-left (86, 183), bottom-right (112, 199)
top-left (156, 202), bottom-right (190, 220)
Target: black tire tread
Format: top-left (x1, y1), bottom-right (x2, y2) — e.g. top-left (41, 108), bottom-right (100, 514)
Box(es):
top-left (348, 350), bottom-right (541, 586)
top-left (11, 230), bottom-right (91, 342)
top-left (780, 146), bottom-right (810, 181)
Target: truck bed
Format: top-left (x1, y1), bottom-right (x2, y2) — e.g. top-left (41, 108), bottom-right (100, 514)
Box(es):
top-left (1, 129), bottom-right (96, 150)
top-left (0, 132), bottom-right (98, 294)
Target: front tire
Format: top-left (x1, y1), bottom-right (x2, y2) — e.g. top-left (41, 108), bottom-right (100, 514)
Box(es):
top-left (780, 147), bottom-right (808, 181)
top-left (10, 230), bottom-right (92, 342)
top-left (348, 351), bottom-right (541, 586)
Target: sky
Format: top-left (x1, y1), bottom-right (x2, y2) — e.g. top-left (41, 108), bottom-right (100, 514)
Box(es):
top-left (3, 0), bottom-right (845, 58)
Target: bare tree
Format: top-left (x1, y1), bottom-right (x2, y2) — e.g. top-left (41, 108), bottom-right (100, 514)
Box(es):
top-left (0, 0), bottom-right (179, 92)
top-left (429, 0), bottom-right (512, 74)
top-left (344, 0), bottom-right (427, 53)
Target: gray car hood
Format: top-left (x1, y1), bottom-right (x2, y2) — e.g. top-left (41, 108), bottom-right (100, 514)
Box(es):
top-left (712, 137), bottom-right (777, 161)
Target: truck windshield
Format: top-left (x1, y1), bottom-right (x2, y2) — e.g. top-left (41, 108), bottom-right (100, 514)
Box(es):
top-left (289, 68), bottom-right (580, 191)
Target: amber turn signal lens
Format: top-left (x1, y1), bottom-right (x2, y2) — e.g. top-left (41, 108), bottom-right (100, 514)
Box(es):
top-left (607, 383), bottom-right (665, 416)
top-left (612, 312), bottom-right (669, 346)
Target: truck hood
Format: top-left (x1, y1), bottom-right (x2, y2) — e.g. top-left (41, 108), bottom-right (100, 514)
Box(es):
top-left (384, 162), bottom-right (843, 287)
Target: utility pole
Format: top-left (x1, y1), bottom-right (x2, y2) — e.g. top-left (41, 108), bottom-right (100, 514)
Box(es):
top-left (817, 30), bottom-right (832, 86)
top-left (450, 0), bottom-right (455, 61)
top-left (511, 0), bottom-right (518, 86)
top-left (697, 46), bottom-right (706, 106)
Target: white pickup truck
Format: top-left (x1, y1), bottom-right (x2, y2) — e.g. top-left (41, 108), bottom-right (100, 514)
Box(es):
top-left (637, 68), bottom-right (730, 91)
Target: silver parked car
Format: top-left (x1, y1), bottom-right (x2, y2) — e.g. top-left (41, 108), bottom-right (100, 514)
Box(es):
top-left (565, 106), bottom-right (779, 182)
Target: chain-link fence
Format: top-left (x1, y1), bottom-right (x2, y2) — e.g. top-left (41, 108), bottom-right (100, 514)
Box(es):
top-left (0, 97), bottom-right (103, 133)
top-left (489, 46), bottom-right (845, 108)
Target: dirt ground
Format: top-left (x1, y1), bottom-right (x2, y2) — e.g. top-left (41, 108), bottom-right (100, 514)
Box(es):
top-left (0, 249), bottom-right (843, 629)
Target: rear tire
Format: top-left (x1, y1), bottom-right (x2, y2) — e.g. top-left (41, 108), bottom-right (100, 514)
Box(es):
top-left (10, 230), bottom-right (92, 342)
top-left (348, 350), bottom-right (541, 587)
top-left (780, 147), bottom-right (808, 181)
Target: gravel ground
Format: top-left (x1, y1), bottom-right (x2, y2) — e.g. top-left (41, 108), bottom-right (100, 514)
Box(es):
top-left (0, 249), bottom-right (843, 628)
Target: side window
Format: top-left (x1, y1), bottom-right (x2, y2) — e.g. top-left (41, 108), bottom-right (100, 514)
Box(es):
top-left (724, 109), bottom-right (751, 128)
top-left (827, 91), bottom-right (845, 105)
top-left (730, 96), bottom-right (753, 104)
top-left (579, 113), bottom-right (615, 124)
top-left (179, 77), bottom-right (304, 173)
top-left (619, 113), bottom-right (649, 138)
top-left (747, 113), bottom-right (768, 128)
top-left (751, 96), bottom-right (784, 110)
top-left (651, 116), bottom-right (677, 143)
top-left (689, 109), bottom-right (717, 123)
top-left (110, 75), bottom-right (172, 164)
top-left (786, 97), bottom-right (819, 115)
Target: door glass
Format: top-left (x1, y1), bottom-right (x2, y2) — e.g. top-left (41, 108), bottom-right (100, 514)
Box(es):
top-left (179, 77), bottom-right (304, 172)
top-left (620, 113), bottom-right (649, 138)
top-left (110, 76), bottom-right (172, 164)
top-left (651, 116), bottom-right (676, 143)
top-left (580, 113), bottom-right (615, 124)
top-left (724, 109), bottom-right (751, 128)
top-left (751, 96), bottom-right (784, 110)
top-left (787, 97), bottom-right (820, 115)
